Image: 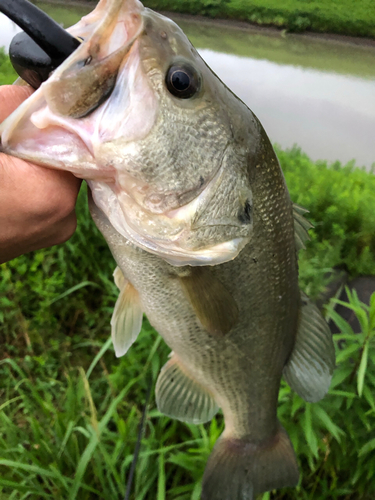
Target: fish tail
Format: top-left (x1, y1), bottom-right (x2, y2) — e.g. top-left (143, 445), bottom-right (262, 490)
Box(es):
top-left (201, 423), bottom-right (299, 500)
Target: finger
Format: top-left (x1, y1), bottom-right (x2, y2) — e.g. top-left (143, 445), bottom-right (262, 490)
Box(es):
top-left (0, 154), bottom-right (82, 261)
top-left (0, 85), bottom-right (34, 122)
top-left (36, 209), bottom-right (78, 249)
top-left (0, 208), bottom-right (77, 263)
top-left (0, 153), bottom-right (82, 217)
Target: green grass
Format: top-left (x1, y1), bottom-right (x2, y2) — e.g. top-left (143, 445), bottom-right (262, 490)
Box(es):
top-left (176, 19), bottom-right (375, 81)
top-left (280, 148), bottom-right (375, 299)
top-left (1, 152), bottom-right (375, 499)
top-left (0, 50), bottom-right (17, 85)
top-left (143, 0), bottom-right (375, 37)
top-left (0, 190), bottom-right (205, 499)
top-left (1, 46), bottom-right (375, 499)
top-left (23, 2), bottom-right (375, 81)
top-left (30, 0), bottom-right (375, 38)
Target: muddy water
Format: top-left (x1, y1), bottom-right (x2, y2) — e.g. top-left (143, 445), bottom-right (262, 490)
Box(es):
top-left (1, 5), bottom-right (374, 168)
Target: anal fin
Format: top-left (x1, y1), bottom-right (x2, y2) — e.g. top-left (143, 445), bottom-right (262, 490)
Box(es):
top-left (155, 355), bottom-right (219, 424)
top-left (283, 292), bottom-right (335, 402)
top-left (111, 266), bottom-right (143, 358)
top-left (178, 267), bottom-right (238, 336)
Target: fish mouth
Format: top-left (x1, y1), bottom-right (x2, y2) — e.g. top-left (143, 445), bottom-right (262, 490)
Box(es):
top-left (0, 0), bottom-right (250, 267)
top-left (46, 0), bottom-right (144, 119)
top-left (0, 0), bottom-right (145, 168)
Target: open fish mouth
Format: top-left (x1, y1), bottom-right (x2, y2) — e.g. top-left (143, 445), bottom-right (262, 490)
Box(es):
top-left (0, 0), bottom-right (252, 266)
top-left (0, 0), bottom-right (145, 172)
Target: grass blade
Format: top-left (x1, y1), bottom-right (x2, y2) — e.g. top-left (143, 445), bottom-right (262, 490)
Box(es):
top-left (357, 341), bottom-right (369, 397)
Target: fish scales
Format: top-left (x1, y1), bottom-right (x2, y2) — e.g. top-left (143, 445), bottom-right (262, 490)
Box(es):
top-left (0, 0), bottom-right (335, 498)
top-left (92, 123), bottom-right (298, 442)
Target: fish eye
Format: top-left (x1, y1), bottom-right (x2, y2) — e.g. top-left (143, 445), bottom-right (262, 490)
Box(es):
top-left (166, 63), bottom-right (200, 99)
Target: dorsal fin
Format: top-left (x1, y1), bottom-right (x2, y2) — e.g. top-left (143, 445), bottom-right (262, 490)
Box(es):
top-left (293, 203), bottom-right (313, 251)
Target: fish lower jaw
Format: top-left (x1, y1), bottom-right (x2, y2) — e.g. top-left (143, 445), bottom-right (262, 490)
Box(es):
top-left (123, 223), bottom-right (249, 266)
top-left (105, 190), bottom-right (250, 265)
top-left (160, 237), bottom-right (249, 266)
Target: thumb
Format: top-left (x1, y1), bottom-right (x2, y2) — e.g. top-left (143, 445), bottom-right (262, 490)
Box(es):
top-left (0, 85), bottom-right (34, 122)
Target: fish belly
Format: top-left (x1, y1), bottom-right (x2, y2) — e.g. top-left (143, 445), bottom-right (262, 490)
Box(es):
top-left (90, 195), bottom-right (298, 439)
top-left (91, 197), bottom-right (300, 499)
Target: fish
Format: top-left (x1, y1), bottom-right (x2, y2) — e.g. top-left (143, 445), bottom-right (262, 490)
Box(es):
top-left (0, 0), bottom-right (336, 498)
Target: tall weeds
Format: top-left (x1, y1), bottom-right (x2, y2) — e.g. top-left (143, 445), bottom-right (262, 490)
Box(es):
top-left (1, 147), bottom-right (375, 499)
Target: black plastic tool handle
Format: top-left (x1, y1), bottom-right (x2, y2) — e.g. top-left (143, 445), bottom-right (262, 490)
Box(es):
top-left (0, 0), bottom-right (81, 87)
top-left (0, 0), bottom-right (80, 66)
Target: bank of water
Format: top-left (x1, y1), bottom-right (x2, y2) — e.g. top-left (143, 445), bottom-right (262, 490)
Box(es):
top-left (1, 3), bottom-right (374, 168)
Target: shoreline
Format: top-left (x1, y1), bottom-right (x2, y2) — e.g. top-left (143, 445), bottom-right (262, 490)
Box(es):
top-left (35, 0), bottom-right (375, 50)
top-left (163, 11), bottom-right (375, 50)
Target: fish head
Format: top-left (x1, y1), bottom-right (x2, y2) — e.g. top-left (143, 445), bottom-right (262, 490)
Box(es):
top-left (0, 0), bottom-right (261, 266)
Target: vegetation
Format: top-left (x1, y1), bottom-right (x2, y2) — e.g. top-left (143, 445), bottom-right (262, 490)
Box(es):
top-left (30, 3), bottom-right (375, 81)
top-left (177, 20), bottom-right (375, 81)
top-left (143, 0), bottom-right (375, 37)
top-left (279, 147), bottom-right (375, 299)
top-left (1, 148), bottom-right (375, 499)
top-left (33, 0), bottom-right (375, 38)
top-left (1, 43), bottom-right (375, 499)
top-left (0, 49), bottom-right (17, 85)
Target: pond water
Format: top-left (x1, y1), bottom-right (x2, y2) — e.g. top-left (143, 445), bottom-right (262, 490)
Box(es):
top-left (1, 4), bottom-right (374, 168)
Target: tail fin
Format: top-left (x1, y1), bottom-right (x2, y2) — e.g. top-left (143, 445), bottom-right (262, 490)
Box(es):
top-left (201, 424), bottom-right (299, 500)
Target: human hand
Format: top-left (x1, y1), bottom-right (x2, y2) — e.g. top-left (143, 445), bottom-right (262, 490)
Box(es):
top-left (0, 85), bottom-right (82, 264)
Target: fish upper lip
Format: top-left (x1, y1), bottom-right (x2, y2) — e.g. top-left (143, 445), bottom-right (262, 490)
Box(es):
top-left (0, 0), bottom-right (145, 147)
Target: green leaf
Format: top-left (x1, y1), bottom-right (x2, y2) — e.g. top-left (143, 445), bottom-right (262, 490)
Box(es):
top-left (191, 480), bottom-right (202, 500)
top-left (359, 438), bottom-right (375, 457)
top-left (313, 405), bottom-right (344, 442)
top-left (363, 385), bottom-right (375, 411)
top-left (329, 365), bottom-right (353, 389)
top-left (370, 292), bottom-right (375, 331)
top-left (327, 308), bottom-right (354, 335)
top-left (358, 342), bottom-right (369, 396)
top-left (291, 395), bottom-right (305, 417)
top-left (47, 280), bottom-right (101, 305)
top-left (85, 336), bottom-right (113, 380)
top-left (336, 343), bottom-right (361, 364)
top-left (302, 405), bottom-right (319, 459)
top-left (157, 453), bottom-right (166, 500)
top-left (0, 479), bottom-right (51, 497)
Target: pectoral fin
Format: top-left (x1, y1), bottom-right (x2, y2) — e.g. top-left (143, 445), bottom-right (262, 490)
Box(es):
top-left (283, 292), bottom-right (335, 402)
top-left (156, 355), bottom-right (219, 424)
top-left (111, 267), bottom-right (143, 358)
top-left (178, 268), bottom-right (238, 336)
top-left (293, 203), bottom-right (313, 251)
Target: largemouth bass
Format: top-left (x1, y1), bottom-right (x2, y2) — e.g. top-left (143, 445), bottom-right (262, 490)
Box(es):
top-left (0, 0), bottom-right (335, 498)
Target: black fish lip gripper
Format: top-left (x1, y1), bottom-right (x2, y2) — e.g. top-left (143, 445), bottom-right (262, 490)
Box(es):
top-left (0, 0), bottom-right (81, 88)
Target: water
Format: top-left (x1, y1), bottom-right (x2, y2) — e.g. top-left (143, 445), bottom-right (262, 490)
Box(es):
top-left (199, 49), bottom-right (375, 168)
top-left (0, 16), bottom-right (21, 51)
top-left (180, 17), bottom-right (375, 169)
top-left (1, 4), bottom-right (374, 168)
